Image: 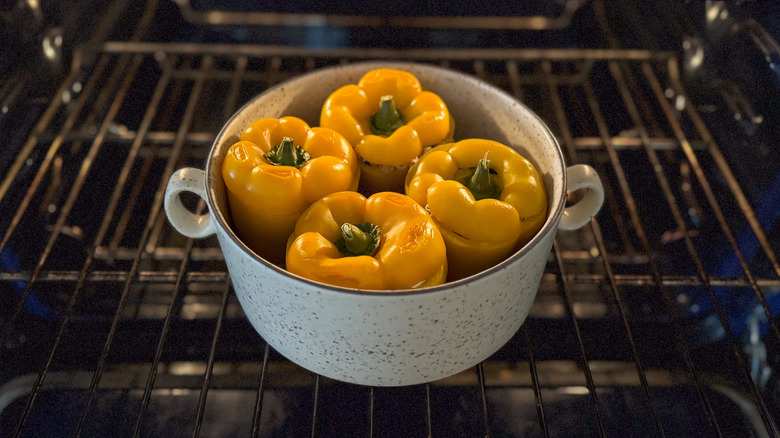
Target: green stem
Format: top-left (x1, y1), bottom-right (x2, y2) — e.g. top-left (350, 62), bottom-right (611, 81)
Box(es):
top-left (264, 136), bottom-right (310, 168)
top-left (460, 152), bottom-right (501, 201)
top-left (370, 95), bottom-right (405, 135)
top-left (335, 222), bottom-right (381, 257)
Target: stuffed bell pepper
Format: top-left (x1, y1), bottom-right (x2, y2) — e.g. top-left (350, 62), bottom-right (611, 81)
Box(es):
top-left (222, 116), bottom-right (359, 264)
top-left (320, 68), bottom-right (454, 194)
top-left (405, 139), bottom-right (547, 281)
top-left (286, 191), bottom-right (447, 290)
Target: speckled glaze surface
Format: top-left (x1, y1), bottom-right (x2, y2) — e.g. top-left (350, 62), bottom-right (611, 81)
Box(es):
top-left (165, 62), bottom-right (602, 387)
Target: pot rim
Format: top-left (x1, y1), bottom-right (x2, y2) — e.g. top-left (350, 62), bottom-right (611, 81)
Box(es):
top-left (205, 60), bottom-right (567, 296)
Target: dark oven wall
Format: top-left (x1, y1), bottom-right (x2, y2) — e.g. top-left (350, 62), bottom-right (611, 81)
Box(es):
top-left (1, 0), bottom-right (780, 437)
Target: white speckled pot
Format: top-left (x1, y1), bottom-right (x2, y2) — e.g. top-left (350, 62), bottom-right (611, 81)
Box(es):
top-left (164, 62), bottom-right (604, 386)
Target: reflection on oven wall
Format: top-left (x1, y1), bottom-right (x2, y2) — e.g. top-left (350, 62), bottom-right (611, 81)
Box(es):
top-left (673, 2), bottom-right (780, 349)
top-left (581, 0), bottom-right (780, 351)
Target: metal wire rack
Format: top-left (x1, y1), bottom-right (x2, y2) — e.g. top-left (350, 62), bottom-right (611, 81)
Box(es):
top-left (1, 1), bottom-right (779, 437)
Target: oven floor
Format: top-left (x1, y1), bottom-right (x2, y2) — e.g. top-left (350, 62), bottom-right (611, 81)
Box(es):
top-left (0, 382), bottom-right (759, 437)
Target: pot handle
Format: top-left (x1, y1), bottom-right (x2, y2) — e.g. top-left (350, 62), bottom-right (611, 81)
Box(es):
top-left (559, 164), bottom-right (605, 231)
top-left (164, 168), bottom-right (216, 238)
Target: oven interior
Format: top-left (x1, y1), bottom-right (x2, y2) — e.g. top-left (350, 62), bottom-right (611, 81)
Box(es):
top-left (1, 0), bottom-right (780, 436)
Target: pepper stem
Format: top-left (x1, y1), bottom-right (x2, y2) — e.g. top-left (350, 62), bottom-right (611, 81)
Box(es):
top-left (264, 137), bottom-right (310, 168)
top-left (335, 222), bottom-right (381, 257)
top-left (370, 95), bottom-right (405, 135)
top-left (460, 152), bottom-right (502, 201)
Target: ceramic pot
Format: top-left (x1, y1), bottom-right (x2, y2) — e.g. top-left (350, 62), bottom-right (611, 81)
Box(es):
top-left (163, 62), bottom-right (604, 386)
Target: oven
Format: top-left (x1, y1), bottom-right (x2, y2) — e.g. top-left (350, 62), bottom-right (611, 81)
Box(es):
top-left (1, 0), bottom-right (779, 436)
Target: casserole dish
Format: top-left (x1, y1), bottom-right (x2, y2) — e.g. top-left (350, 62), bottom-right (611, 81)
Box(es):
top-left (164, 61), bottom-right (604, 386)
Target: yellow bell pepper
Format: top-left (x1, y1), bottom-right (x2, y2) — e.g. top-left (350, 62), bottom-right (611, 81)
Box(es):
top-left (286, 191), bottom-right (448, 290)
top-left (405, 139), bottom-right (547, 281)
top-left (222, 116), bottom-right (359, 264)
top-left (320, 68), bottom-right (454, 194)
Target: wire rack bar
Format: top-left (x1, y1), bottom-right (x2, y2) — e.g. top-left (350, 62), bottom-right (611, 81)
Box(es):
top-left (84, 245), bottom-right (653, 263)
top-left (368, 386), bottom-right (375, 437)
top-left (222, 56), bottom-right (250, 121)
top-left (476, 363), bottom-right (492, 437)
top-left (310, 374), bottom-right (321, 438)
top-left (522, 327), bottom-right (549, 438)
top-left (100, 41), bottom-right (676, 62)
top-left (250, 343), bottom-right (272, 438)
top-left (425, 383), bottom-right (434, 438)
top-left (191, 277), bottom-right (231, 437)
top-left (172, 0), bottom-right (587, 30)
top-left (595, 159), bottom-right (637, 253)
top-left (35, 130), bottom-right (707, 152)
top-left (107, 148), bottom-right (158, 253)
top-left (3, 271), bottom-right (779, 288)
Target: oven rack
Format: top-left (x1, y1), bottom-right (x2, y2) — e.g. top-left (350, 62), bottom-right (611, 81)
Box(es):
top-left (1, 36), bottom-right (779, 438)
